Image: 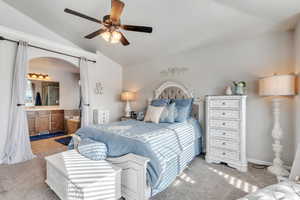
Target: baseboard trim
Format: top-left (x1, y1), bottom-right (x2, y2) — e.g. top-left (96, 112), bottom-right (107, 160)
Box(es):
top-left (247, 158), bottom-right (272, 166)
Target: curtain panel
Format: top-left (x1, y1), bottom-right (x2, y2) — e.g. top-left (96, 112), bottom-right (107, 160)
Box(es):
top-left (1, 41), bottom-right (35, 164)
top-left (79, 57), bottom-right (90, 127)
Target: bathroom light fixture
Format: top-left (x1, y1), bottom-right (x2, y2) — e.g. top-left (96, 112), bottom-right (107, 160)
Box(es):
top-left (28, 73), bottom-right (50, 80)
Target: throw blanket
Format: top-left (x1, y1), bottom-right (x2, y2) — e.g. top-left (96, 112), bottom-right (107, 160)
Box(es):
top-left (69, 119), bottom-right (202, 195)
top-left (239, 181), bottom-right (300, 200)
top-left (78, 138), bottom-right (108, 160)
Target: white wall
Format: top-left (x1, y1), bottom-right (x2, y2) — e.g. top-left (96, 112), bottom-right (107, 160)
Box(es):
top-left (0, 1), bottom-right (78, 48)
top-left (29, 58), bottom-right (80, 110)
top-left (294, 22), bottom-right (300, 150)
top-left (123, 32), bottom-right (295, 164)
top-left (89, 51), bottom-right (123, 122)
top-left (0, 40), bottom-right (17, 163)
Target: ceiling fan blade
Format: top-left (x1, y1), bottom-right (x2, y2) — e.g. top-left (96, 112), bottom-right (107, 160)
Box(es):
top-left (120, 32), bottom-right (130, 46)
top-left (121, 25), bottom-right (153, 33)
top-left (84, 29), bottom-right (106, 39)
top-left (64, 8), bottom-right (102, 24)
top-left (110, 0), bottom-right (125, 24)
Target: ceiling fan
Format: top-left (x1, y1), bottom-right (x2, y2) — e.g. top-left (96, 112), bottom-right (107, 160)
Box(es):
top-left (64, 0), bottom-right (153, 46)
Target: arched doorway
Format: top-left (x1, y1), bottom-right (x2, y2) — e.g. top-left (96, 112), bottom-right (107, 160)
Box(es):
top-left (27, 56), bottom-right (81, 156)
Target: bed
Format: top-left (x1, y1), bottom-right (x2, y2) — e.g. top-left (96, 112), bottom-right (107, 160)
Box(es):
top-left (70, 81), bottom-right (204, 200)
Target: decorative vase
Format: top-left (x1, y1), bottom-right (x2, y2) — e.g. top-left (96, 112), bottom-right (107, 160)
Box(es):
top-left (225, 86), bottom-right (233, 95)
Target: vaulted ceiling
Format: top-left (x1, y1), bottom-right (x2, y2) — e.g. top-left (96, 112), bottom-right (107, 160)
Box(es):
top-left (4, 0), bottom-right (300, 66)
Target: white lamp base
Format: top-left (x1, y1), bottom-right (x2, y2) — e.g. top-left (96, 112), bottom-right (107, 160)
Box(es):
top-left (268, 98), bottom-right (289, 177)
top-left (124, 101), bottom-right (131, 117)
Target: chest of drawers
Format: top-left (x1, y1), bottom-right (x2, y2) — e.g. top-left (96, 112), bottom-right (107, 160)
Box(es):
top-left (205, 95), bottom-right (247, 172)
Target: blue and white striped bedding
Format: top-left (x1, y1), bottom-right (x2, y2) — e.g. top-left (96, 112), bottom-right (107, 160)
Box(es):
top-left (77, 138), bottom-right (108, 160)
top-left (69, 118), bottom-right (202, 196)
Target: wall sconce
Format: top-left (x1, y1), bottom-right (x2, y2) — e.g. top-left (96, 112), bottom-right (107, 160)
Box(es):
top-left (28, 73), bottom-right (50, 80)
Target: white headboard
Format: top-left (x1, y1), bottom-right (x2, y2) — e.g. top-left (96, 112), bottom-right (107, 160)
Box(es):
top-left (149, 81), bottom-right (202, 120)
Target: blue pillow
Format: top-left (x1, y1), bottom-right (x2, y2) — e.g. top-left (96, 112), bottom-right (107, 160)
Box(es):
top-left (151, 99), bottom-right (170, 106)
top-left (171, 98), bottom-right (194, 122)
top-left (78, 138), bottom-right (108, 160)
top-left (160, 103), bottom-right (176, 123)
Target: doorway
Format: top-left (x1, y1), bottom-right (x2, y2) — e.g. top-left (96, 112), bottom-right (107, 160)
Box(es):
top-left (26, 57), bottom-right (81, 156)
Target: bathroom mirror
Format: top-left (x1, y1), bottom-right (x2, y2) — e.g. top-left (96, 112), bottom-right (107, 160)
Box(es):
top-left (25, 80), bottom-right (60, 106)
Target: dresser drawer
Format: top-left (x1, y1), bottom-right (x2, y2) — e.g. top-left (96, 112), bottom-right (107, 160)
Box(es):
top-left (210, 120), bottom-right (239, 130)
top-left (210, 129), bottom-right (239, 140)
top-left (210, 148), bottom-right (239, 161)
top-left (209, 99), bottom-right (240, 109)
top-left (211, 139), bottom-right (239, 151)
top-left (210, 110), bottom-right (240, 119)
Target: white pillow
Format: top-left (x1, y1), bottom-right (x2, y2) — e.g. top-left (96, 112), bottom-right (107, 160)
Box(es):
top-left (144, 105), bottom-right (164, 123)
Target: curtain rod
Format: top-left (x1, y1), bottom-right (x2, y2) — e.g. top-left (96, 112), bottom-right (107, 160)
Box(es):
top-left (0, 36), bottom-right (96, 63)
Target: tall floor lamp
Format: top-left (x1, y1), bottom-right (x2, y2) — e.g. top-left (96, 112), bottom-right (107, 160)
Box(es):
top-left (259, 74), bottom-right (296, 177)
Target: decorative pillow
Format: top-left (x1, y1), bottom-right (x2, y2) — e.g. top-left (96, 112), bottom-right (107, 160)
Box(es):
top-left (160, 103), bottom-right (176, 123)
top-left (144, 105), bottom-right (164, 123)
top-left (78, 138), bottom-right (108, 160)
top-left (173, 106), bottom-right (190, 122)
top-left (151, 99), bottom-right (170, 106)
top-left (171, 98), bottom-right (194, 122)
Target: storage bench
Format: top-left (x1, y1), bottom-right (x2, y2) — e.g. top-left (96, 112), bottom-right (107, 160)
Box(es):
top-left (45, 150), bottom-right (121, 200)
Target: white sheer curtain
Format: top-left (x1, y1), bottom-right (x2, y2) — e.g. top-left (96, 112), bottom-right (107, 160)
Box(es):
top-left (2, 41), bottom-right (35, 164)
top-left (79, 57), bottom-right (90, 127)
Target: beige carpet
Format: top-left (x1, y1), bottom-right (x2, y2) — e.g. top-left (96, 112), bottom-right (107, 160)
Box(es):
top-left (0, 151), bottom-right (276, 200)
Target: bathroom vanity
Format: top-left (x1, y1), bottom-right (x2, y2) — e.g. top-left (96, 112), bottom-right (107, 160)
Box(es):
top-left (26, 108), bottom-right (64, 136)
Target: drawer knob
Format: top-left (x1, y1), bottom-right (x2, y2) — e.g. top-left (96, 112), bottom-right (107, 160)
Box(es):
top-left (222, 152), bottom-right (226, 155)
top-left (222, 122), bottom-right (226, 126)
top-left (222, 132), bottom-right (226, 135)
top-left (222, 112), bottom-right (226, 115)
top-left (222, 142), bottom-right (226, 145)
top-left (222, 102), bottom-right (226, 105)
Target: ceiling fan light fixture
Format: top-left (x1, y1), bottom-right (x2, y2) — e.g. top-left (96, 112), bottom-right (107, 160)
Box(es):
top-left (111, 31), bottom-right (122, 44)
top-left (101, 31), bottom-right (111, 42)
top-left (101, 31), bottom-right (122, 44)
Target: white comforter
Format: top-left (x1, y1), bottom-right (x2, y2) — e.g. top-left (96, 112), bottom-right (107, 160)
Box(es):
top-left (239, 181), bottom-right (300, 200)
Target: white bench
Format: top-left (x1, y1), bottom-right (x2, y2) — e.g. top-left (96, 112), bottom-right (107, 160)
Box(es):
top-left (45, 150), bottom-right (121, 200)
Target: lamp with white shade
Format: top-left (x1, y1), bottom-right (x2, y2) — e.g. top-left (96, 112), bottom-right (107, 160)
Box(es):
top-left (121, 91), bottom-right (136, 117)
top-left (259, 74), bottom-right (296, 177)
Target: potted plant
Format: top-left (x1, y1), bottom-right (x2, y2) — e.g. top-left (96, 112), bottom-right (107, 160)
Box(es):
top-left (233, 81), bottom-right (246, 95)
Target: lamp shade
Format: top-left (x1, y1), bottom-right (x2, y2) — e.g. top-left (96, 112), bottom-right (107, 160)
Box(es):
top-left (259, 74), bottom-right (296, 96)
top-left (121, 91), bottom-right (136, 101)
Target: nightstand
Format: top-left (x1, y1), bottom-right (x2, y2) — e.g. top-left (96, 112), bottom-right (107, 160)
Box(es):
top-left (120, 116), bottom-right (135, 121)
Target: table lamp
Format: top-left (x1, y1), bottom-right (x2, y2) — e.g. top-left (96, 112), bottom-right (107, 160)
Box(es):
top-left (259, 74), bottom-right (296, 177)
top-left (121, 91), bottom-right (136, 117)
